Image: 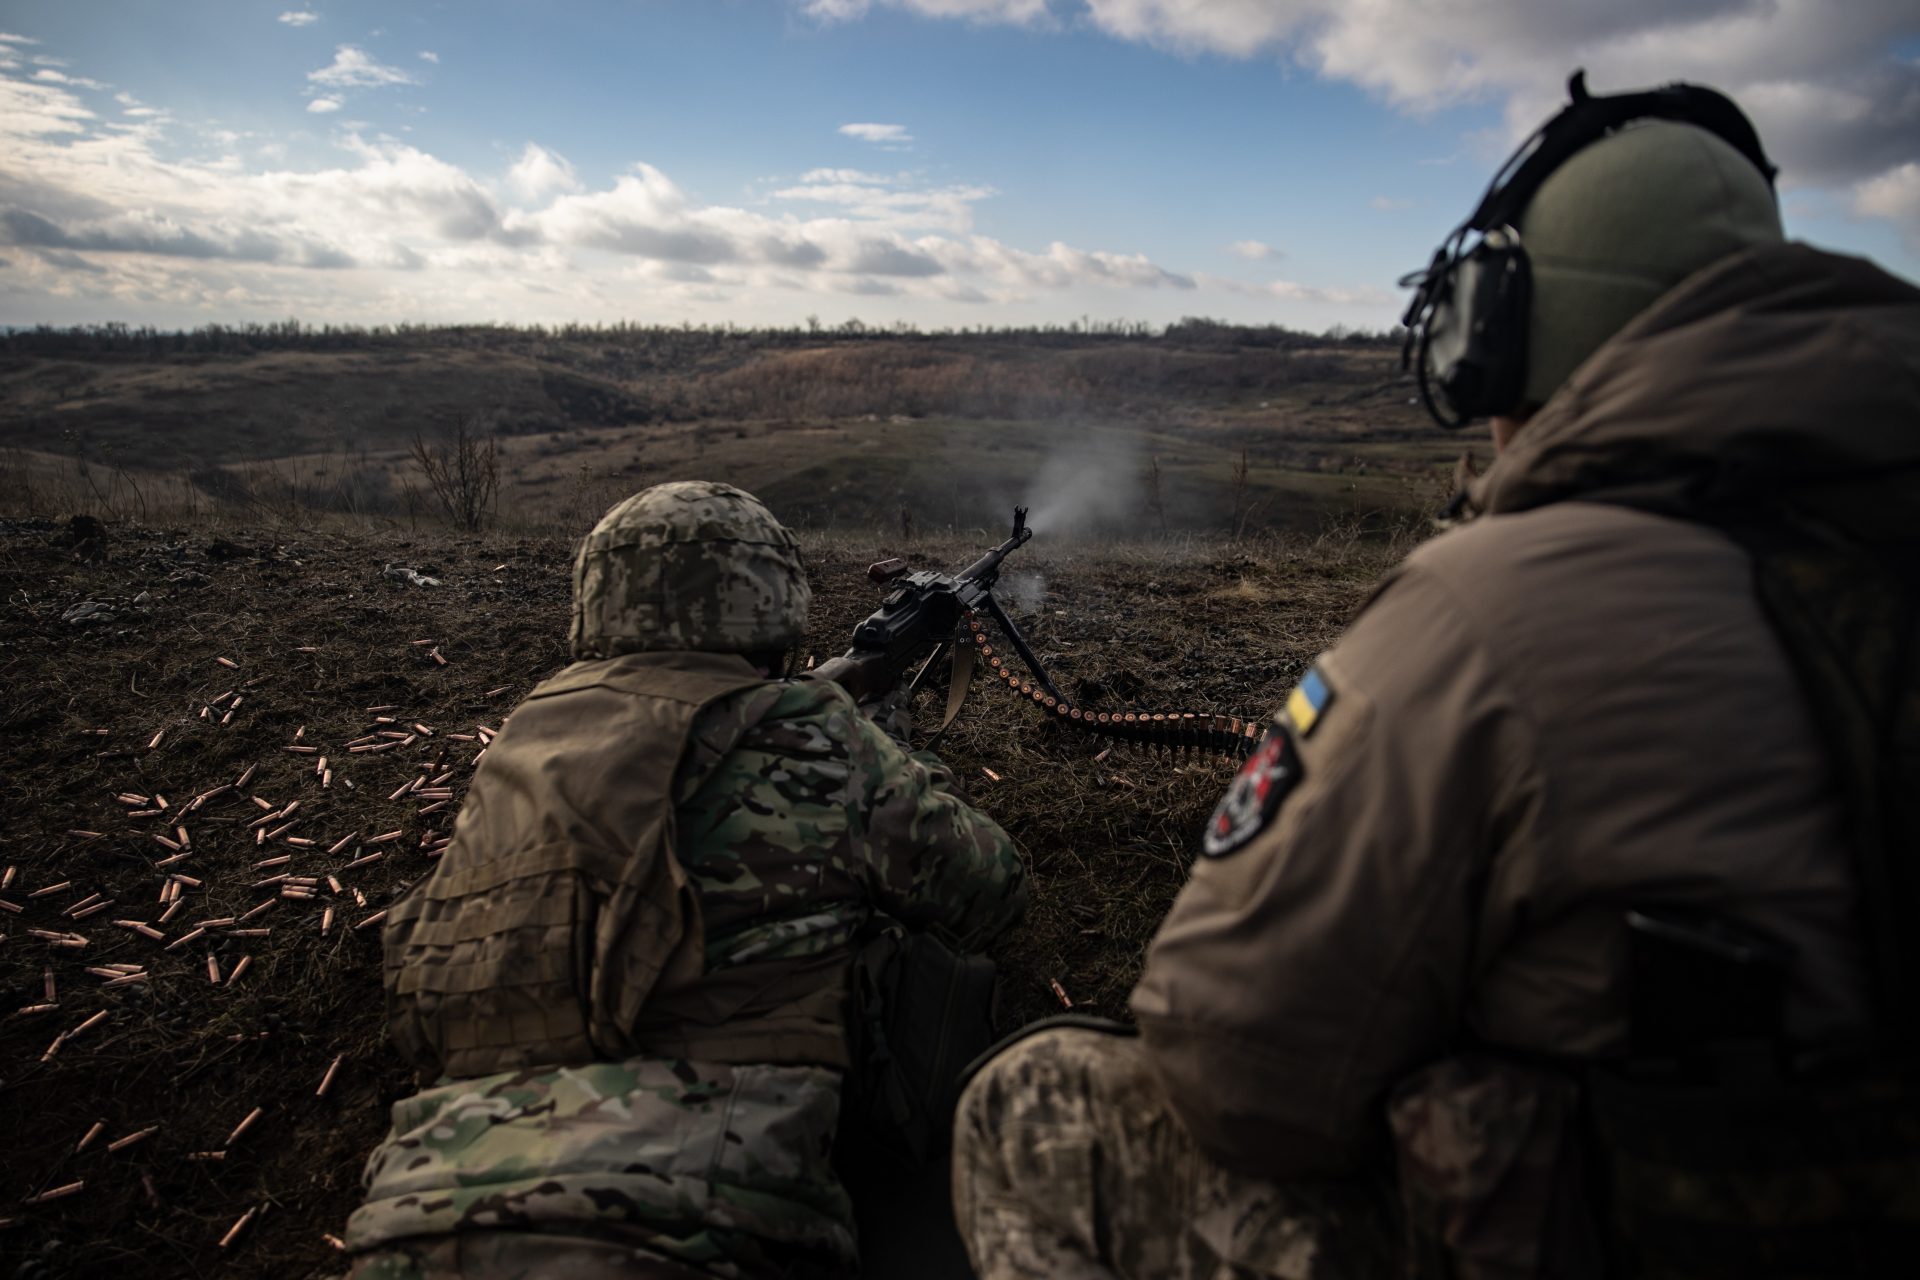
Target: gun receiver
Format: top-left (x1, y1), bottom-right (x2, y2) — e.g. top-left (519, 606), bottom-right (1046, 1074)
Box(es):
top-left (812, 508), bottom-right (1043, 705)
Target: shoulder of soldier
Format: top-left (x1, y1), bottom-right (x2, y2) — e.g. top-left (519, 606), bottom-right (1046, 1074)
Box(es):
top-left (1301, 523), bottom-right (1521, 726)
top-left (1414, 498), bottom-right (1695, 574)
top-left (692, 675), bottom-right (859, 758)
top-left (1388, 501), bottom-right (1694, 632)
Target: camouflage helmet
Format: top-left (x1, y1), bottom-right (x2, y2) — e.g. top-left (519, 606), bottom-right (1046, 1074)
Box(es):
top-left (571, 481), bottom-right (810, 658)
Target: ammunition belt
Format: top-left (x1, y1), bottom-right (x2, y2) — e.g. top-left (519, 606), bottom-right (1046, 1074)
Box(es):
top-left (963, 612), bottom-right (1261, 758)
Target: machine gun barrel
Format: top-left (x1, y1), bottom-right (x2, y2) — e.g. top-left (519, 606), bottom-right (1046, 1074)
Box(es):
top-left (957, 506), bottom-right (1031, 590)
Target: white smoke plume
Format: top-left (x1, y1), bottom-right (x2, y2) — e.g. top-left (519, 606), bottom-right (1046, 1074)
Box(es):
top-left (997, 568), bottom-right (1049, 609)
top-left (1020, 429), bottom-right (1144, 536)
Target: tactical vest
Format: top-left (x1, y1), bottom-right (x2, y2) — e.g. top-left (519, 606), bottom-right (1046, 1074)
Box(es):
top-left (384, 651), bottom-right (850, 1081)
top-left (1394, 501), bottom-right (1920, 1278)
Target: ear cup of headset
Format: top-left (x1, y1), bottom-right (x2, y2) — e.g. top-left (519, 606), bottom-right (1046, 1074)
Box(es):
top-left (1401, 71), bottom-right (1775, 429)
top-left (1419, 231), bottom-right (1532, 425)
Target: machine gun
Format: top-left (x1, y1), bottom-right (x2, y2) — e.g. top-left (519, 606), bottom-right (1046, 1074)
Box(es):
top-left (811, 507), bottom-right (1056, 711)
top-left (812, 508), bottom-right (1261, 756)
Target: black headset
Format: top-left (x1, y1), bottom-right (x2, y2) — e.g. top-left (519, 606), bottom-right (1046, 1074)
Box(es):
top-left (1398, 71), bottom-right (1779, 429)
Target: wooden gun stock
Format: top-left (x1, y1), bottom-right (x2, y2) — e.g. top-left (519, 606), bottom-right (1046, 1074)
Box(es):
top-left (808, 649), bottom-right (899, 704)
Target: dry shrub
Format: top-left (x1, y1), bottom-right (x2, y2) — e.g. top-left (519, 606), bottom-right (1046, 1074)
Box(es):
top-left (409, 417), bottom-right (500, 532)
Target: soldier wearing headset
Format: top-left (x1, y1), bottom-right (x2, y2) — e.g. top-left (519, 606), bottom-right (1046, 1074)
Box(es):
top-left (950, 74), bottom-right (1920, 1279)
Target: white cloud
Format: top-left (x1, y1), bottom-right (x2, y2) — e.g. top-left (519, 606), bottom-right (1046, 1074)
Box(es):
top-left (1368, 195), bottom-right (1413, 211)
top-left (0, 72), bottom-right (95, 138)
top-left (771, 172), bottom-right (994, 233)
top-left (308, 44), bottom-right (417, 89)
top-left (800, 167), bottom-right (901, 184)
top-left (1197, 271), bottom-right (1393, 307)
top-left (806, 0), bottom-right (1051, 21)
top-left (0, 44), bottom-right (1385, 326)
top-left (839, 122), bottom-right (913, 147)
top-left (307, 96), bottom-right (343, 114)
top-left (1106, 1), bottom-right (1920, 191)
top-left (508, 142), bottom-right (581, 200)
top-left (803, 1), bottom-right (1920, 240)
top-left (278, 10), bottom-right (320, 27)
top-left (1227, 239), bottom-right (1275, 260)
top-left (419, 51), bottom-right (439, 63)
top-left (33, 68), bottom-right (110, 91)
top-left (1855, 161), bottom-right (1920, 249)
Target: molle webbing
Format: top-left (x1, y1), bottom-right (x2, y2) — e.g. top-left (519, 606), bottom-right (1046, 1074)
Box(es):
top-left (383, 652), bottom-right (772, 1080)
top-left (385, 837), bottom-right (676, 1076)
top-left (635, 950), bottom-right (853, 1069)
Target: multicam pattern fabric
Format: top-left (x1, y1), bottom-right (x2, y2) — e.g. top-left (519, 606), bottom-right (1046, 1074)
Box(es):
top-left (348, 1058), bottom-right (851, 1277)
top-left (353, 673), bottom-right (1026, 1277)
top-left (572, 481), bottom-right (812, 658)
top-left (953, 1026), bottom-right (1398, 1280)
top-left (674, 678), bottom-right (1029, 968)
top-left (349, 1231), bottom-right (711, 1280)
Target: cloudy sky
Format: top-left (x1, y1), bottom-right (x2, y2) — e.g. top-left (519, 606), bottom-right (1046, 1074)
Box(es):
top-left (2, 1), bottom-right (1915, 331)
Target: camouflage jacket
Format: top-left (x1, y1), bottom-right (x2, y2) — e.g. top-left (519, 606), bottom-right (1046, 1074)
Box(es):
top-left (349, 675), bottom-right (1027, 1275)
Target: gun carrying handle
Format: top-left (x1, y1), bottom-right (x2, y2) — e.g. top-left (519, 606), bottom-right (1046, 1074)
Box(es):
top-left (808, 649), bottom-right (898, 704)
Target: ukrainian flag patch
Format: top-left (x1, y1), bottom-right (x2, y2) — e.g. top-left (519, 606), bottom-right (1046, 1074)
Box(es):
top-left (1284, 665), bottom-right (1334, 738)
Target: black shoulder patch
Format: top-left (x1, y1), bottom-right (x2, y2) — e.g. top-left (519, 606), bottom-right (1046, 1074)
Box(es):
top-left (1202, 723), bottom-right (1303, 858)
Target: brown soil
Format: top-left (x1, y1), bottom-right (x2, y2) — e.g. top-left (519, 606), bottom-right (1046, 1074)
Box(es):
top-left (0, 514), bottom-right (1398, 1278)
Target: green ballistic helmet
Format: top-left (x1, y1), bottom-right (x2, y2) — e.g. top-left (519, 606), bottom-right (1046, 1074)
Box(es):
top-left (570, 481), bottom-right (810, 658)
top-left (1517, 118), bottom-right (1784, 408)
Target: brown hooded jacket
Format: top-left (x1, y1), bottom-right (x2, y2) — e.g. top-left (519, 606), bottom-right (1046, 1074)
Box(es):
top-left (1131, 243), bottom-right (1920, 1179)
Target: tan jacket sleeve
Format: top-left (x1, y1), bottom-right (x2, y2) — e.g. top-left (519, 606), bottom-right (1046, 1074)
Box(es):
top-left (1129, 561), bottom-right (1541, 1179)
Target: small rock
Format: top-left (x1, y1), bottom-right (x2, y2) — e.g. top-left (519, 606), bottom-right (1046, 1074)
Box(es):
top-left (383, 563), bottom-right (442, 588)
top-left (61, 600), bottom-right (115, 625)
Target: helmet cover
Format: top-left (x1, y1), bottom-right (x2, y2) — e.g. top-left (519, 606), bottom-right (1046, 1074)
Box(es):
top-left (571, 481), bottom-right (810, 657)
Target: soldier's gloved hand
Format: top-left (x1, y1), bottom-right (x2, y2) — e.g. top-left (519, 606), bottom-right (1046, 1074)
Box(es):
top-left (860, 688), bottom-right (913, 749)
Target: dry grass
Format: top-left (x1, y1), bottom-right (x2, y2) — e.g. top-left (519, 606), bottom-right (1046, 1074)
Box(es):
top-left (0, 513), bottom-right (1416, 1277)
top-left (0, 330), bottom-right (1461, 1275)
top-left (0, 337), bottom-right (1477, 542)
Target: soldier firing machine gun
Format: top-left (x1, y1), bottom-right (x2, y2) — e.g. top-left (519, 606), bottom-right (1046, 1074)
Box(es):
top-left (811, 507), bottom-right (1261, 757)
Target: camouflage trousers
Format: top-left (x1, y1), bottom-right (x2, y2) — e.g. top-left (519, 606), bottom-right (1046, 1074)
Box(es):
top-left (952, 1026), bottom-right (1399, 1280)
top-left (349, 1231), bottom-right (713, 1280)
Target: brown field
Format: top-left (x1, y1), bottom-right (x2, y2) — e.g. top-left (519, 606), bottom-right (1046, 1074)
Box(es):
top-left (0, 328), bottom-right (1471, 536)
top-left (0, 327), bottom-right (1466, 1276)
top-left (0, 515), bottom-right (1414, 1277)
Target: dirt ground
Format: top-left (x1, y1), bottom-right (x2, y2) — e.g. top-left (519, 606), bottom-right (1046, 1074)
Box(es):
top-left (0, 514), bottom-right (1402, 1278)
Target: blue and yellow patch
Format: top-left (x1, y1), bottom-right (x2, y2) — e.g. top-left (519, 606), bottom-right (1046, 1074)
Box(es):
top-left (1284, 665), bottom-right (1335, 738)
